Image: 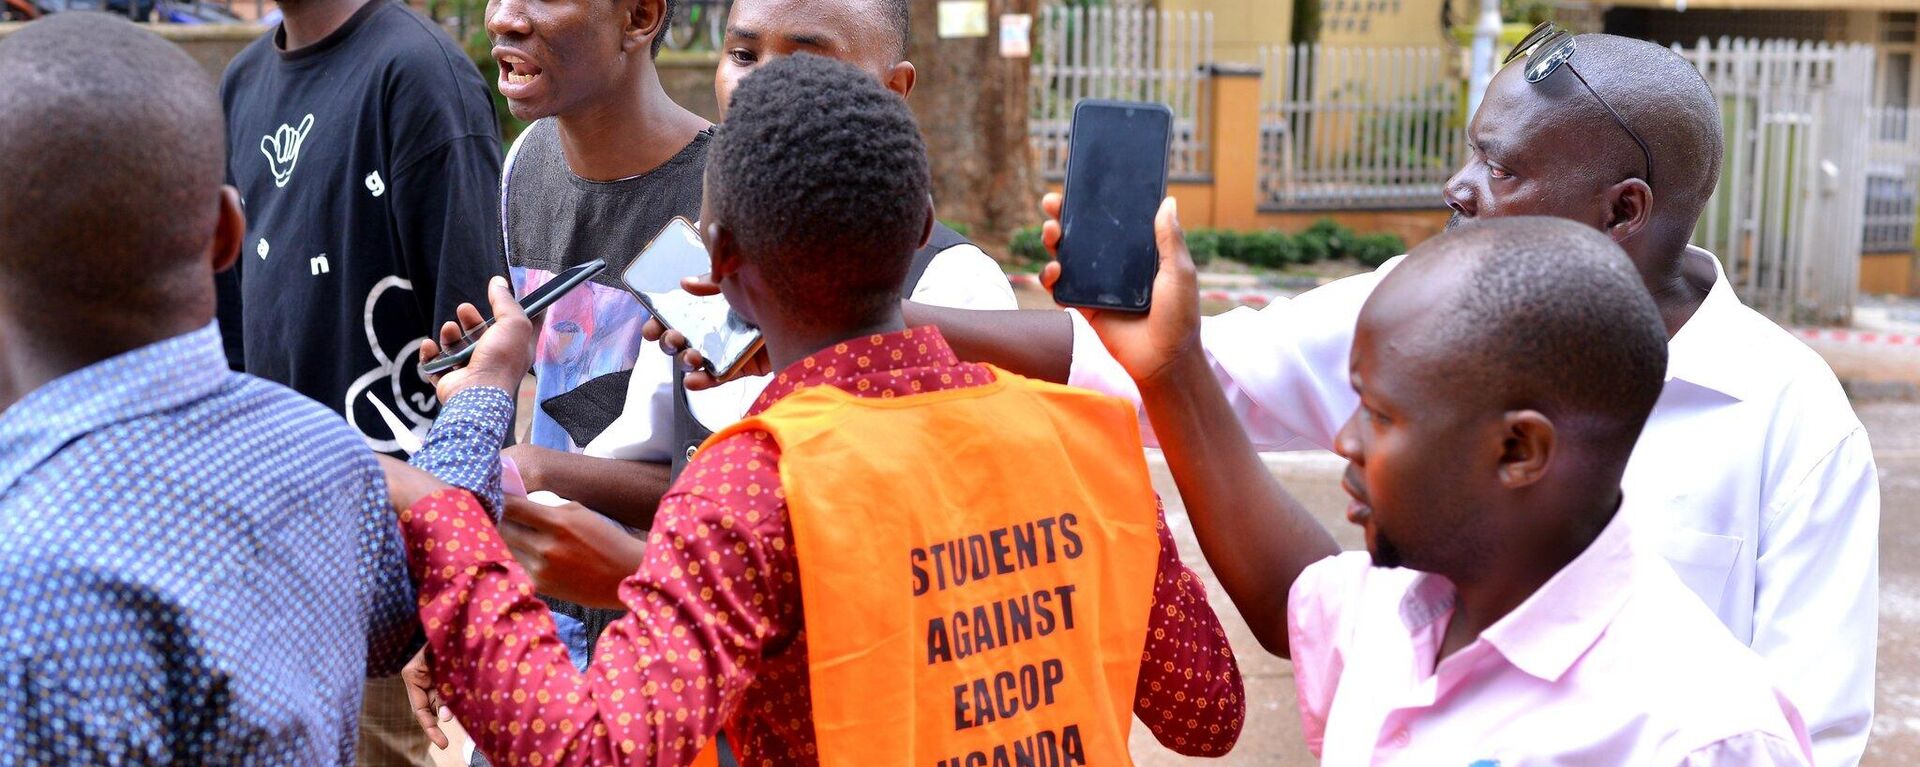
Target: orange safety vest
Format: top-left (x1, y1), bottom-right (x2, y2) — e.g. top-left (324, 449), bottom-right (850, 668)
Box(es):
top-left (695, 366), bottom-right (1162, 766)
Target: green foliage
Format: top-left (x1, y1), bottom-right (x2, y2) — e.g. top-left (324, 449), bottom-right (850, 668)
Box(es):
top-left (1010, 226), bottom-right (1047, 263)
top-left (1006, 221), bottom-right (1406, 271)
top-left (1183, 229), bottom-right (1223, 267)
top-left (1294, 231), bottom-right (1331, 264)
top-left (1349, 232), bottom-right (1408, 267)
top-left (1226, 230), bottom-right (1298, 268)
top-left (1503, 0), bottom-right (1555, 27)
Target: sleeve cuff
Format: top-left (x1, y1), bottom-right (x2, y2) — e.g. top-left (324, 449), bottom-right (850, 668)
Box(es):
top-left (412, 385), bottom-right (515, 518)
top-left (1065, 309), bottom-right (1144, 402)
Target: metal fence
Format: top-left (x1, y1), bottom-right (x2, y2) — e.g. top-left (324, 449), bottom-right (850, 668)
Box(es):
top-left (1028, 4), bottom-right (1212, 181)
top-left (1866, 107), bottom-right (1920, 254)
top-left (1682, 38), bottom-right (1876, 325)
top-left (1257, 44), bottom-right (1463, 210)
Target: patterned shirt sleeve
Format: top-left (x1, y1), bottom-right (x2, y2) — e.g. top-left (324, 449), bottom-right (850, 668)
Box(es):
top-left (356, 449), bottom-right (424, 677)
top-left (401, 433), bottom-right (793, 767)
top-left (1132, 501), bottom-right (1245, 755)
top-left (410, 385), bottom-right (514, 517)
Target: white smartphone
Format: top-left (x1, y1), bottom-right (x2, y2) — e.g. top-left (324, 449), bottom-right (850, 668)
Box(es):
top-left (622, 217), bottom-right (765, 380)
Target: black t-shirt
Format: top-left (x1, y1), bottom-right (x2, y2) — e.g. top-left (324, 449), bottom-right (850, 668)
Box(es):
top-left (217, 0), bottom-right (504, 455)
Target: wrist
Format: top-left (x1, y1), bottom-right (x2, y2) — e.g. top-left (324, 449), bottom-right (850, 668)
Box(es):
top-left (1135, 338), bottom-right (1209, 399)
top-left (508, 445), bottom-right (549, 490)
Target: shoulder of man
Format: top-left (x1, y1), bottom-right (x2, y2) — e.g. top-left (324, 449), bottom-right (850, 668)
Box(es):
top-left (1675, 288), bottom-right (1863, 454)
top-left (221, 28), bottom-right (280, 80)
top-left (361, 3), bottom-right (500, 153)
top-left (1595, 559), bottom-right (1812, 755)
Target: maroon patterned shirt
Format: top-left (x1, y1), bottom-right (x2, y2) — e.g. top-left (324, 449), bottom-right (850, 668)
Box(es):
top-left (401, 327), bottom-right (1245, 766)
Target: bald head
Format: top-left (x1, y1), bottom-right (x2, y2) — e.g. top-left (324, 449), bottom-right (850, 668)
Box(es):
top-left (1368, 216), bottom-right (1669, 459)
top-left (1453, 34), bottom-right (1722, 271)
top-left (1565, 34), bottom-right (1722, 220)
top-left (0, 13), bottom-right (228, 328)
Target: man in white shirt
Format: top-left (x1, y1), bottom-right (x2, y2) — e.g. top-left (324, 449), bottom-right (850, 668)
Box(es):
top-left (1082, 208), bottom-right (1812, 764)
top-left (881, 32), bottom-right (1877, 765)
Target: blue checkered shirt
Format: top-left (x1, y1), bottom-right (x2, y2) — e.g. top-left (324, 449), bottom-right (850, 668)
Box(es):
top-left (0, 324), bottom-right (510, 765)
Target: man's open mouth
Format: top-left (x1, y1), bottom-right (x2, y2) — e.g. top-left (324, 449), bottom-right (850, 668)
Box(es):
top-left (498, 52), bottom-right (543, 86)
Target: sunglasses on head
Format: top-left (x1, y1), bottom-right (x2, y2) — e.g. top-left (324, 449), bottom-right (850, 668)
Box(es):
top-left (1502, 22), bottom-right (1655, 188)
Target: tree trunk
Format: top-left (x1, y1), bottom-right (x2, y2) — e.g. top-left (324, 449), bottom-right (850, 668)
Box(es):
top-left (907, 0), bottom-right (1042, 256)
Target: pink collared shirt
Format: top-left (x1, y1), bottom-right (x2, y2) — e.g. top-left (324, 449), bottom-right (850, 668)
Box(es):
top-left (1287, 513), bottom-right (1814, 766)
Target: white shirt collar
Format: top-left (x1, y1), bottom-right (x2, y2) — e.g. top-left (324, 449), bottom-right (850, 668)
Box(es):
top-left (1662, 246), bottom-right (1760, 403)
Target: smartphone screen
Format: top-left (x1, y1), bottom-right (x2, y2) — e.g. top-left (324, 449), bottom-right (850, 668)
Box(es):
top-left (621, 218), bottom-right (765, 379)
top-left (1053, 99), bottom-right (1173, 313)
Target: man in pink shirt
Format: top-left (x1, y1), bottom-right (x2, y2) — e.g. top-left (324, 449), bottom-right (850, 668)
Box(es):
top-left (1054, 210), bottom-right (1812, 764)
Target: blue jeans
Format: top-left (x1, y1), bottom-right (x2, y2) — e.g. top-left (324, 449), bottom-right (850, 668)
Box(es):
top-left (553, 613), bottom-right (591, 671)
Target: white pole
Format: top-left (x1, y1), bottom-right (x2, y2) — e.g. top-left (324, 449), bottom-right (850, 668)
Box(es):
top-left (1467, 0), bottom-right (1501, 118)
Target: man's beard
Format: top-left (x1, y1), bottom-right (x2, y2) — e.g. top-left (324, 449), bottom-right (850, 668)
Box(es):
top-left (1370, 530), bottom-right (1406, 569)
top-left (1445, 211), bottom-right (1467, 231)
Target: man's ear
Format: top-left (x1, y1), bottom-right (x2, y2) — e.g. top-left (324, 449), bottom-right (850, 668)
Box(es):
top-left (918, 197), bottom-right (935, 249)
top-left (1497, 410), bottom-right (1554, 489)
top-left (705, 219), bottom-right (743, 280)
top-left (210, 186), bottom-right (245, 275)
top-left (886, 60), bottom-right (917, 100)
top-left (1603, 178), bottom-right (1653, 244)
top-left (625, 0), bottom-right (667, 54)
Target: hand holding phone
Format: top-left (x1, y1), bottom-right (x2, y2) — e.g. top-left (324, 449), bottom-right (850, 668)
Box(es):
top-left (420, 259), bottom-right (606, 377)
top-left (622, 218), bottom-right (766, 382)
top-left (1052, 99), bottom-right (1174, 313)
top-left (416, 276), bottom-right (537, 403)
top-left (1041, 194), bottom-right (1202, 387)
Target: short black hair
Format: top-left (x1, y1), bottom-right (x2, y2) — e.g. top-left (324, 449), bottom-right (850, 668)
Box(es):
top-left (0, 13), bottom-right (224, 315)
top-left (706, 53), bottom-right (930, 327)
top-left (1423, 217), bottom-right (1669, 457)
top-left (652, 0), bottom-right (675, 57)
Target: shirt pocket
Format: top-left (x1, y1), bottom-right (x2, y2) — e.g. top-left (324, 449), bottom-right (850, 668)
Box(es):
top-left (1659, 528), bottom-right (1746, 607)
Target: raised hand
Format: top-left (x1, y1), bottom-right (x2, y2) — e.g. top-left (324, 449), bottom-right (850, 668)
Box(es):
top-left (417, 276), bottom-right (534, 402)
top-left (639, 273), bottom-right (772, 389)
top-left (1039, 194), bottom-right (1201, 388)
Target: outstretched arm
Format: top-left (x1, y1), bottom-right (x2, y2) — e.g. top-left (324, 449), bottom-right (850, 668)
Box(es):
top-left (899, 303), bottom-right (1075, 384)
top-left (1066, 199), bottom-right (1339, 657)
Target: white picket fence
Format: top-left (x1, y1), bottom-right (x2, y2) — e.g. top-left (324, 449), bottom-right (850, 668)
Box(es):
top-left (1028, 4), bottom-right (1213, 180)
top-left (1257, 45), bottom-right (1464, 210)
top-left (1866, 107), bottom-right (1920, 254)
top-left (1682, 38), bottom-right (1876, 325)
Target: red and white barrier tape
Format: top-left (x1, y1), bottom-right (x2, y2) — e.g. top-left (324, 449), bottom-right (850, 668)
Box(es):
top-left (1792, 328), bottom-right (1919, 346)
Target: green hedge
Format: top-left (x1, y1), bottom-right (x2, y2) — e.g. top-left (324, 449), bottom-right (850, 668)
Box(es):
top-left (1009, 218), bottom-right (1405, 269)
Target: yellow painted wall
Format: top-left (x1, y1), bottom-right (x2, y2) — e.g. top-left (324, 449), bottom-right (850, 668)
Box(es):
top-left (1861, 252), bottom-right (1917, 297)
top-left (1159, 0), bottom-right (1292, 67)
top-left (1320, 0), bottom-right (1451, 46)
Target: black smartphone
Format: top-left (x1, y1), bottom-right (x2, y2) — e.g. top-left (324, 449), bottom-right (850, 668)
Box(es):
top-left (1053, 99), bottom-right (1173, 313)
top-left (420, 259), bottom-right (606, 376)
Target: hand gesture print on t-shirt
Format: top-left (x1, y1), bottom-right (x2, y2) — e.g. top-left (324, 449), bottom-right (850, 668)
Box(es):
top-left (260, 113), bottom-right (315, 189)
